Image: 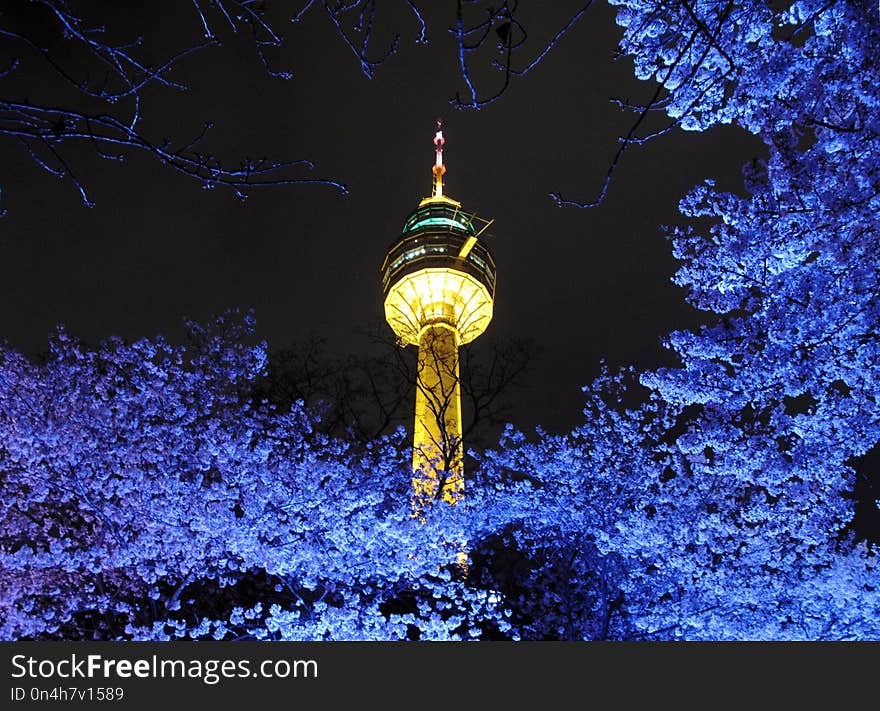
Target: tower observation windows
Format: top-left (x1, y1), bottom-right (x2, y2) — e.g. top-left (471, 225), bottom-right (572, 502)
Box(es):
top-left (382, 202), bottom-right (496, 299)
top-left (402, 204), bottom-right (475, 236)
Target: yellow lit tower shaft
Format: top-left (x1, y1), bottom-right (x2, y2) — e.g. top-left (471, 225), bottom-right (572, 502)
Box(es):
top-left (381, 122), bottom-right (496, 504)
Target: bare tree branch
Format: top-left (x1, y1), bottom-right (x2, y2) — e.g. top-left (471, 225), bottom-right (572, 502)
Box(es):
top-left (0, 1), bottom-right (348, 211)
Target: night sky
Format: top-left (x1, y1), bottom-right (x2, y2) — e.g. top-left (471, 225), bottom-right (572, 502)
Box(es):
top-left (0, 2), bottom-right (761, 434)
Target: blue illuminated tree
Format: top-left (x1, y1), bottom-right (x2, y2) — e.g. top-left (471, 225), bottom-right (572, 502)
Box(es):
top-left (3, 318), bottom-right (877, 640)
top-left (459, 0), bottom-right (880, 639)
top-left (470, 368), bottom-right (880, 640)
top-left (0, 313), bottom-right (512, 640)
top-left (609, 0), bottom-right (880, 636)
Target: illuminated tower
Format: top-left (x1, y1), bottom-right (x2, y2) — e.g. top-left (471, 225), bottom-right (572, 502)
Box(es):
top-left (380, 122), bottom-right (496, 504)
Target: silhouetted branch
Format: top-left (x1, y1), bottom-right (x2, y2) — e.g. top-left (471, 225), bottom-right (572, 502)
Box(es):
top-left (292, 0), bottom-right (427, 78)
top-left (0, 101), bottom-right (347, 202)
top-left (0, 0), bottom-right (346, 211)
top-left (451, 1), bottom-right (594, 110)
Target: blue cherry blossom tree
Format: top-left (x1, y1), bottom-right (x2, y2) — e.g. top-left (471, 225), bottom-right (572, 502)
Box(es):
top-left (609, 0), bottom-right (880, 636)
top-left (0, 313), bottom-right (511, 640)
top-left (463, 0), bottom-right (880, 639)
top-left (469, 368), bottom-right (880, 640)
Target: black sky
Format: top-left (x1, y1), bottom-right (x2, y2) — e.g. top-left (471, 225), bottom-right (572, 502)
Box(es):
top-left (0, 2), bottom-right (761, 434)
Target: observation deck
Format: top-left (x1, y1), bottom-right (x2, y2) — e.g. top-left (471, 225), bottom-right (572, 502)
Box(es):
top-left (381, 197), bottom-right (496, 346)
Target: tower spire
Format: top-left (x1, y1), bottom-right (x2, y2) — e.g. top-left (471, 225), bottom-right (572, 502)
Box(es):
top-left (432, 119), bottom-right (446, 199)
